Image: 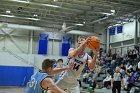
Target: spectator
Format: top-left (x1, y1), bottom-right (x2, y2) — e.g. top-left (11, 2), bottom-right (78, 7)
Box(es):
top-left (126, 70), bottom-right (135, 92)
top-left (138, 61), bottom-right (140, 70)
top-left (103, 73), bottom-right (111, 89)
top-left (88, 73), bottom-right (96, 91)
top-left (120, 63), bottom-right (126, 71)
top-left (111, 67), bottom-right (124, 93)
top-left (94, 64), bottom-right (101, 77)
top-left (126, 62), bottom-right (132, 70)
top-left (54, 59), bottom-right (65, 82)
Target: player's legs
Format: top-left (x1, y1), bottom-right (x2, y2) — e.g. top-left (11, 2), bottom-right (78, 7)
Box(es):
top-left (70, 81), bottom-right (80, 93)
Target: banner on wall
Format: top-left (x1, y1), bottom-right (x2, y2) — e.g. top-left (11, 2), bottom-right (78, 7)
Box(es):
top-left (61, 35), bottom-right (71, 56)
top-left (109, 27), bottom-right (115, 35)
top-left (38, 34), bottom-right (49, 55)
top-left (117, 25), bottom-right (123, 33)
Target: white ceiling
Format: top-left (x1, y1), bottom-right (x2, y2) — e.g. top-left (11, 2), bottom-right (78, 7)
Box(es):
top-left (0, 0), bottom-right (140, 33)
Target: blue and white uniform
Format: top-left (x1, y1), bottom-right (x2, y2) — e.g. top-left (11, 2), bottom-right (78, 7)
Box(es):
top-left (26, 71), bottom-right (52, 93)
top-left (56, 53), bottom-right (89, 93)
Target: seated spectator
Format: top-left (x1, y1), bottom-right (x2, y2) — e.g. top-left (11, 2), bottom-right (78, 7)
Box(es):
top-left (110, 60), bottom-right (116, 71)
top-left (103, 73), bottom-right (111, 89)
top-left (120, 63), bottom-right (126, 71)
top-left (126, 62), bottom-right (132, 70)
top-left (125, 70), bottom-right (135, 92)
top-left (84, 63), bottom-right (90, 72)
top-left (94, 64), bottom-right (101, 77)
top-left (138, 61), bottom-right (140, 70)
top-left (123, 74), bottom-right (129, 90)
top-left (133, 69), bottom-right (139, 80)
top-left (83, 70), bottom-right (90, 84)
top-left (88, 73), bottom-right (96, 91)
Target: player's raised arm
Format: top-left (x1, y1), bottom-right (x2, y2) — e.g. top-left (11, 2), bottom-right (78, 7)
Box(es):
top-left (87, 51), bottom-right (98, 71)
top-left (86, 36), bottom-right (100, 71)
top-left (68, 36), bottom-right (90, 58)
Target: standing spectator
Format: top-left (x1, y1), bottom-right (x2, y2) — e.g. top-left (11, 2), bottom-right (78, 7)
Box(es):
top-left (111, 67), bottom-right (124, 93)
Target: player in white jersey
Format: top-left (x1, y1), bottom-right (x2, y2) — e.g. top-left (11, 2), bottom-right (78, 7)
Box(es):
top-left (55, 36), bottom-right (98, 93)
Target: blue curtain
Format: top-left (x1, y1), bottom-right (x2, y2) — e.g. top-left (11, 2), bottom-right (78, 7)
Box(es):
top-left (38, 34), bottom-right (49, 55)
top-left (61, 35), bottom-right (71, 56)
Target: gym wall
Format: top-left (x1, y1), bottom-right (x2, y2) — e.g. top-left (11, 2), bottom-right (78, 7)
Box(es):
top-left (108, 20), bottom-right (140, 55)
top-left (0, 26), bottom-right (107, 86)
top-left (110, 21), bottom-right (135, 43)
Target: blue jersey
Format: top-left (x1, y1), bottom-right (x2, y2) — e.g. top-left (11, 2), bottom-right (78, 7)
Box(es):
top-left (26, 71), bottom-right (51, 93)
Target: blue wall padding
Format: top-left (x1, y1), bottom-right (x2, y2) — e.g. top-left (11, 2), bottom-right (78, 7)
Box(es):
top-left (38, 34), bottom-right (49, 55)
top-left (0, 66), bottom-right (34, 86)
top-left (61, 35), bottom-right (71, 56)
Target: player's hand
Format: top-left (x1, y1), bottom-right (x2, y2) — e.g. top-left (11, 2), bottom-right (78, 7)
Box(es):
top-left (81, 36), bottom-right (91, 46)
top-left (85, 36), bottom-right (91, 44)
top-left (93, 50), bottom-right (98, 56)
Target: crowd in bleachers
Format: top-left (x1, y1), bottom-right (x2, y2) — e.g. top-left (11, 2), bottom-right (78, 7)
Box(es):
top-left (52, 46), bottom-right (140, 93)
top-left (81, 47), bottom-right (140, 93)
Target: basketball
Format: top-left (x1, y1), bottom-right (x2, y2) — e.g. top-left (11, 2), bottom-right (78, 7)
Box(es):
top-left (87, 36), bottom-right (100, 51)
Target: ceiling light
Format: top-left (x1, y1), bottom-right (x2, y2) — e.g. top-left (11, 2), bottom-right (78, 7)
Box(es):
top-left (67, 30), bottom-right (94, 36)
top-left (6, 10), bottom-right (11, 14)
top-left (101, 12), bottom-right (112, 16)
top-left (10, 0), bottom-right (60, 8)
top-left (0, 14), bottom-right (15, 18)
top-left (42, 4), bottom-right (60, 8)
top-left (27, 18), bottom-right (40, 21)
top-left (75, 24), bottom-right (84, 26)
top-left (33, 14), bottom-right (38, 17)
top-left (0, 14), bottom-right (40, 21)
top-left (11, 0), bottom-right (30, 3)
top-left (83, 21), bottom-right (85, 24)
top-left (110, 10), bottom-right (115, 13)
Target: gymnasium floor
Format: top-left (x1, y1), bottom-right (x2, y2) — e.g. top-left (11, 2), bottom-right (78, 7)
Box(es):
top-left (0, 87), bottom-right (127, 93)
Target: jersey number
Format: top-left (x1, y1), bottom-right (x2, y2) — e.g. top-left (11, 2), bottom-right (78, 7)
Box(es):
top-left (73, 63), bottom-right (80, 71)
top-left (27, 78), bottom-right (37, 89)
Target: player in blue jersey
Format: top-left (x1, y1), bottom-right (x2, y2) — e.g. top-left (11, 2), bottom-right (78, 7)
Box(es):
top-left (26, 58), bottom-right (72, 93)
top-left (56, 36), bottom-right (99, 93)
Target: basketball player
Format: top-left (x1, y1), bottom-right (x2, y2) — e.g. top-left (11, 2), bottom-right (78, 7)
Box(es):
top-left (55, 36), bottom-right (99, 93)
top-left (26, 59), bottom-right (72, 93)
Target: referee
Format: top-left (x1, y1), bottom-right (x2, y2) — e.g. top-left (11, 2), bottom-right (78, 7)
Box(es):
top-left (111, 67), bottom-right (124, 93)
